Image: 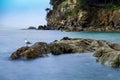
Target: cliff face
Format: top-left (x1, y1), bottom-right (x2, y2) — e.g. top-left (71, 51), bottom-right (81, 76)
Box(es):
top-left (46, 0), bottom-right (120, 31)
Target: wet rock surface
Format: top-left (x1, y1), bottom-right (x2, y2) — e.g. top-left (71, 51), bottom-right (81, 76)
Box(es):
top-left (10, 37), bottom-right (120, 68)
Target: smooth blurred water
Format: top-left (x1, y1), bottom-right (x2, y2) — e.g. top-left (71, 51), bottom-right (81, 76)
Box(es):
top-left (0, 29), bottom-right (120, 80)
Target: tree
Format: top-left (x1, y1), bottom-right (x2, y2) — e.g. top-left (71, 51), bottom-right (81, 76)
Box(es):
top-left (45, 8), bottom-right (51, 13)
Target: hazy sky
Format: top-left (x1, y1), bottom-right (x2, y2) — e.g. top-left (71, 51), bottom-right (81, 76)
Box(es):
top-left (0, 0), bottom-right (50, 28)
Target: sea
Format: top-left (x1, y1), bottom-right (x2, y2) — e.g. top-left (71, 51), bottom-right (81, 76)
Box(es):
top-left (0, 29), bottom-right (120, 80)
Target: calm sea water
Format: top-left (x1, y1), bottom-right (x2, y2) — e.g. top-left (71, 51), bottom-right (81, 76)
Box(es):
top-left (0, 29), bottom-right (120, 80)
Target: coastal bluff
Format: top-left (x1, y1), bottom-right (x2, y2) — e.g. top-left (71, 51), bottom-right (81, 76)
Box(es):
top-left (45, 0), bottom-right (120, 31)
top-left (10, 37), bottom-right (120, 68)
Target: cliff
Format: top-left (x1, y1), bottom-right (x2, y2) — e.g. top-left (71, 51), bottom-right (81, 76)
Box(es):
top-left (46, 0), bottom-right (120, 31)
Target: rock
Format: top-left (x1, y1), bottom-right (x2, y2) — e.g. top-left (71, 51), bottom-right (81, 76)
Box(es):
top-left (10, 37), bottom-right (120, 68)
top-left (10, 42), bottom-right (48, 60)
top-left (89, 40), bottom-right (111, 51)
top-left (21, 42), bottom-right (49, 59)
top-left (61, 37), bottom-right (71, 40)
top-left (93, 47), bottom-right (113, 58)
top-left (10, 37), bottom-right (115, 60)
top-left (38, 25), bottom-right (44, 30)
top-left (93, 47), bottom-right (120, 68)
top-left (49, 38), bottom-right (94, 55)
top-left (28, 26), bottom-right (36, 30)
top-left (49, 42), bottom-right (74, 55)
top-left (10, 46), bottom-right (29, 60)
top-left (100, 51), bottom-right (120, 68)
top-left (108, 42), bottom-right (120, 51)
top-left (38, 25), bottom-right (46, 30)
top-left (21, 48), bottom-right (39, 59)
top-left (38, 25), bottom-right (49, 30)
top-left (65, 27), bottom-right (74, 32)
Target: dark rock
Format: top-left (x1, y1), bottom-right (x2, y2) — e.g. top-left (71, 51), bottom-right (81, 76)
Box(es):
top-left (38, 25), bottom-right (49, 30)
top-left (53, 40), bottom-right (58, 42)
top-left (21, 42), bottom-right (49, 59)
top-left (38, 25), bottom-right (44, 30)
top-left (28, 26), bottom-right (36, 30)
top-left (10, 46), bottom-right (29, 60)
top-left (61, 37), bottom-right (71, 40)
top-left (49, 42), bottom-right (74, 55)
top-left (10, 42), bottom-right (48, 60)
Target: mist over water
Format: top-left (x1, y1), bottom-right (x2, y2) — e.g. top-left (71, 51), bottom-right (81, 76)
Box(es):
top-left (0, 29), bottom-right (120, 80)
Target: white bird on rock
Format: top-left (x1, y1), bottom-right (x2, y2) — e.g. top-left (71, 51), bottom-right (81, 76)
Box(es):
top-left (24, 39), bottom-right (32, 46)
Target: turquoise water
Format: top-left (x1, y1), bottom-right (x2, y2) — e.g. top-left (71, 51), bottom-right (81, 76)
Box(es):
top-left (0, 29), bottom-right (120, 80)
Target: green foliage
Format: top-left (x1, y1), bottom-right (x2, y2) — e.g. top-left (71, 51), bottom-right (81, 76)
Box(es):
top-left (99, 3), bottom-right (120, 9)
top-left (105, 4), bottom-right (120, 9)
top-left (77, 0), bottom-right (84, 9)
top-left (76, 0), bottom-right (120, 9)
top-left (65, 10), bottom-right (73, 16)
top-left (76, 0), bottom-right (89, 10)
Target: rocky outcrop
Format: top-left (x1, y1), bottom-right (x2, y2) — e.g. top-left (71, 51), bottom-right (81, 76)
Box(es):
top-left (93, 47), bottom-right (120, 68)
top-left (49, 38), bottom-right (94, 55)
top-left (46, 0), bottom-right (120, 31)
top-left (10, 37), bottom-right (96, 60)
top-left (10, 37), bottom-right (120, 67)
top-left (10, 42), bottom-right (49, 60)
top-left (21, 42), bottom-right (49, 59)
top-left (37, 25), bottom-right (50, 30)
top-left (10, 46), bottom-right (29, 59)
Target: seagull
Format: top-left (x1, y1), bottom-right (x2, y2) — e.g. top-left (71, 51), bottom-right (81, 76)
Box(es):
top-left (24, 39), bottom-right (32, 46)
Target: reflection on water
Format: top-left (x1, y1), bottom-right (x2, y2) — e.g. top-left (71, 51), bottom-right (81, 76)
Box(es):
top-left (0, 30), bottom-right (120, 80)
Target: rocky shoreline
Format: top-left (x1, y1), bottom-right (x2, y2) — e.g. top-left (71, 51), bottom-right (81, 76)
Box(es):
top-left (10, 37), bottom-right (120, 68)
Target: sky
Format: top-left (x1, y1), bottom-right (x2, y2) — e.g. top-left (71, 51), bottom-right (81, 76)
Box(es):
top-left (0, 0), bottom-right (50, 28)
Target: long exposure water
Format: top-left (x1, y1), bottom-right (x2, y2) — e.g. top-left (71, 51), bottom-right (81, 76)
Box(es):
top-left (0, 29), bottom-right (120, 80)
